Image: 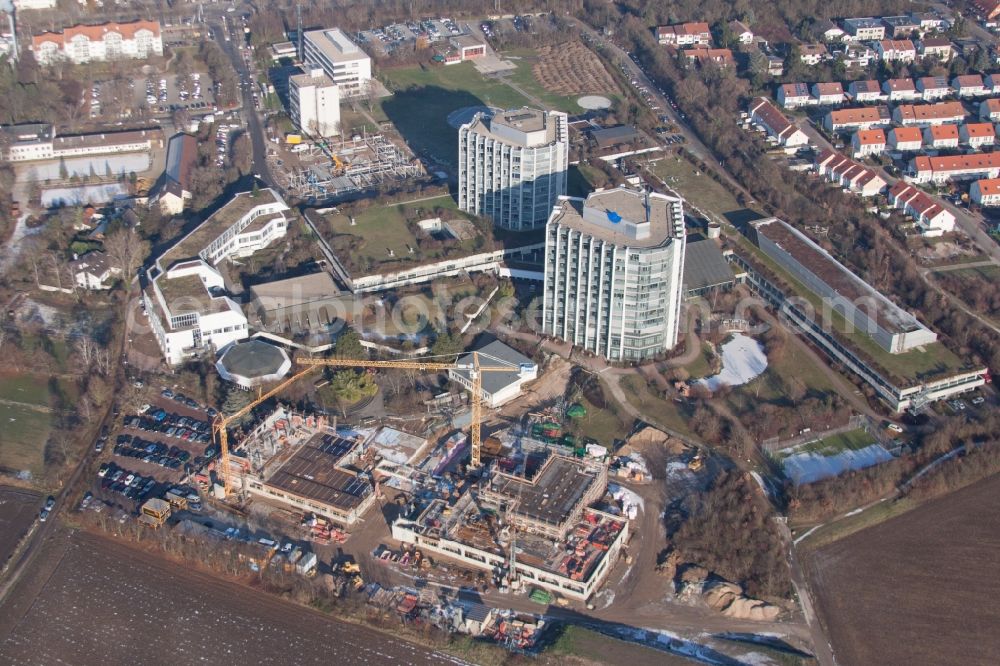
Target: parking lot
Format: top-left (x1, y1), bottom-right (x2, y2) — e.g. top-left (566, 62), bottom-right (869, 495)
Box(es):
top-left (130, 73), bottom-right (219, 117)
top-left (357, 17), bottom-right (462, 55)
top-left (88, 391), bottom-right (218, 513)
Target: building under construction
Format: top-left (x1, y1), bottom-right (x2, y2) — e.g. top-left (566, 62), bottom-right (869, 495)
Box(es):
top-left (391, 453), bottom-right (627, 601)
top-left (283, 131), bottom-right (422, 200)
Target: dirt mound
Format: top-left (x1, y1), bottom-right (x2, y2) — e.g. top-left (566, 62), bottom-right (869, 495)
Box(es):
top-left (680, 569), bottom-right (781, 621)
top-left (532, 42), bottom-right (620, 97)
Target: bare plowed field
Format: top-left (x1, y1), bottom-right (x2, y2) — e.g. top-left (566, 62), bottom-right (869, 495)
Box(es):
top-left (0, 531), bottom-right (464, 665)
top-left (0, 486), bottom-right (41, 566)
top-left (804, 475), bottom-right (1000, 666)
top-left (533, 42), bottom-right (618, 95)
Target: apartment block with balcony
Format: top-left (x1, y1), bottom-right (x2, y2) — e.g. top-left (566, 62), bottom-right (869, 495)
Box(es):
top-left (542, 187), bottom-right (686, 362)
top-left (458, 107), bottom-right (568, 231)
top-left (289, 68), bottom-right (341, 137)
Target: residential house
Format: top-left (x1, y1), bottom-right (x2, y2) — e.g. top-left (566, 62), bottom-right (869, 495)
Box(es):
top-left (893, 101), bottom-right (966, 126)
top-left (778, 82), bottom-right (814, 109)
top-left (682, 47), bottom-right (734, 67)
top-left (824, 106), bottom-right (891, 132)
top-left (847, 79), bottom-right (884, 102)
top-left (728, 20), bottom-right (754, 44)
top-left (882, 16), bottom-right (920, 38)
top-left (971, 0), bottom-right (1000, 22)
top-left (970, 178), bottom-right (1000, 206)
top-left (842, 18), bottom-right (886, 42)
top-left (960, 122), bottom-right (996, 148)
top-left (923, 124), bottom-right (960, 149)
top-left (888, 126), bottom-right (924, 151)
top-left (70, 252), bottom-right (121, 290)
top-left (852, 128), bottom-right (887, 158)
top-left (812, 82), bottom-right (846, 106)
top-left (909, 152), bottom-right (1000, 183)
top-left (886, 181), bottom-right (956, 236)
top-left (877, 39), bottom-right (916, 62)
top-left (748, 97), bottom-right (810, 147)
top-left (916, 76), bottom-right (953, 100)
top-left (821, 20), bottom-right (846, 42)
top-left (951, 74), bottom-right (988, 97)
top-left (980, 98), bottom-right (1000, 121)
top-left (911, 12), bottom-right (947, 33)
top-left (985, 73), bottom-right (1000, 94)
top-left (918, 36), bottom-right (953, 61)
top-left (814, 149), bottom-right (886, 196)
top-left (882, 78), bottom-right (919, 101)
top-left (656, 22), bottom-right (712, 46)
top-left (799, 43), bottom-right (829, 65)
top-left (841, 44), bottom-right (876, 68)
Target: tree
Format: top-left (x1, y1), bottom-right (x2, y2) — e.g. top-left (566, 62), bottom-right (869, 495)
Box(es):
top-left (431, 329), bottom-right (464, 357)
top-left (104, 229), bottom-right (149, 283)
top-left (333, 329), bottom-right (366, 359)
top-left (221, 386), bottom-right (255, 426)
top-left (318, 370), bottom-right (378, 417)
top-left (230, 131), bottom-right (252, 176)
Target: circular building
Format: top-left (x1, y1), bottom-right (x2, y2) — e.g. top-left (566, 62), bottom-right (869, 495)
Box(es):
top-left (216, 340), bottom-right (292, 390)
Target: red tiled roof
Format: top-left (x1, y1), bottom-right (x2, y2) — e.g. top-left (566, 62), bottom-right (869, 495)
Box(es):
top-left (974, 178), bottom-right (1000, 195)
top-left (891, 127), bottom-right (923, 143)
top-left (856, 129), bottom-right (886, 145)
top-left (963, 122), bottom-right (996, 138)
top-left (896, 102), bottom-right (966, 122)
top-left (927, 124), bottom-right (959, 140)
top-left (32, 20), bottom-right (160, 49)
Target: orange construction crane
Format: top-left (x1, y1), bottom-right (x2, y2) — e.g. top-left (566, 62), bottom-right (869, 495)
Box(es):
top-left (212, 352), bottom-right (529, 497)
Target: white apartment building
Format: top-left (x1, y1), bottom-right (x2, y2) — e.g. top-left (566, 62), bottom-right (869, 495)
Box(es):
top-left (14, 0), bottom-right (57, 10)
top-left (458, 107), bottom-right (568, 231)
top-left (146, 189), bottom-right (291, 365)
top-left (143, 260), bottom-right (249, 366)
top-left (289, 68), bottom-right (341, 137)
top-left (31, 20), bottom-right (163, 65)
top-left (543, 187), bottom-right (687, 362)
top-left (302, 28), bottom-right (372, 97)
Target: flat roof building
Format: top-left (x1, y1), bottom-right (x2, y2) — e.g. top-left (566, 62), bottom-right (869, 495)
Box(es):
top-left (543, 187), bottom-right (686, 361)
top-left (750, 218), bottom-right (936, 353)
top-left (302, 28), bottom-right (372, 97)
top-left (448, 339), bottom-right (538, 408)
top-left (289, 68), bottom-right (341, 138)
top-left (215, 340), bottom-right (292, 389)
top-left (458, 107), bottom-right (568, 231)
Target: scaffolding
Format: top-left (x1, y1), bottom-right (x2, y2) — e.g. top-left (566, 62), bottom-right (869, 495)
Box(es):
top-left (285, 131), bottom-right (422, 200)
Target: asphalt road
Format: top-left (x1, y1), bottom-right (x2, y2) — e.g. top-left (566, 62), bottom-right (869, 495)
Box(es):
top-left (212, 16), bottom-right (275, 189)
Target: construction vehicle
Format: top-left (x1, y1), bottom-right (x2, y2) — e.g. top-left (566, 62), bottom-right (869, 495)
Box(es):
top-left (688, 452), bottom-right (704, 471)
top-left (285, 133), bottom-right (302, 145)
top-left (212, 352), bottom-right (532, 497)
top-left (331, 154), bottom-right (344, 174)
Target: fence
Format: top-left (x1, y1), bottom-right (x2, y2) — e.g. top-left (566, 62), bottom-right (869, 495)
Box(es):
top-left (759, 413), bottom-right (870, 454)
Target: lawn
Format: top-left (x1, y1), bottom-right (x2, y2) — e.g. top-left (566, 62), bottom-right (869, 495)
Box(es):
top-left (547, 625), bottom-right (694, 666)
top-left (319, 194), bottom-right (486, 276)
top-left (0, 373), bottom-right (64, 477)
top-left (648, 155), bottom-right (743, 219)
top-left (379, 62), bottom-right (529, 166)
top-left (729, 341), bottom-right (838, 407)
top-left (566, 162), bottom-right (604, 197)
top-left (784, 429), bottom-right (876, 458)
top-left (683, 341), bottom-right (715, 380)
top-left (499, 50), bottom-right (584, 113)
top-left (618, 376), bottom-right (698, 439)
top-left (565, 395), bottom-right (630, 447)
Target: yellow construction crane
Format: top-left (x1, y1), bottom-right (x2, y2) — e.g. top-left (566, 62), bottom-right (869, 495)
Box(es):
top-left (212, 352), bottom-right (529, 497)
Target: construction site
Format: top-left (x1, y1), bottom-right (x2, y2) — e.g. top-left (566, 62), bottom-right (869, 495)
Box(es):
top-left (202, 347), bottom-right (632, 605)
top-left (270, 131), bottom-right (423, 201)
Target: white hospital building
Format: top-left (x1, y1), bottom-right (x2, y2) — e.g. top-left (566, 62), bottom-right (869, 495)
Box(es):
top-left (302, 28), bottom-right (372, 97)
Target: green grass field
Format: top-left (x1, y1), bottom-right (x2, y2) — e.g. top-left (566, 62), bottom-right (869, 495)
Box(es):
top-left (321, 195), bottom-right (481, 274)
top-left (379, 62), bottom-right (529, 166)
top-left (683, 342), bottom-right (716, 380)
top-left (565, 395), bottom-right (630, 447)
top-left (783, 428), bottom-right (876, 458)
top-left (649, 155), bottom-right (744, 219)
top-left (0, 374), bottom-right (64, 477)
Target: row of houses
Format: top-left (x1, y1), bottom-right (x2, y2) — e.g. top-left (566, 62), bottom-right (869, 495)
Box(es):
top-left (814, 149), bottom-right (887, 197)
top-left (886, 182), bottom-right (956, 236)
top-left (779, 74), bottom-right (1000, 110)
top-left (909, 152), bottom-right (1000, 184)
top-left (852, 123), bottom-right (997, 157)
top-left (824, 100), bottom-right (979, 133)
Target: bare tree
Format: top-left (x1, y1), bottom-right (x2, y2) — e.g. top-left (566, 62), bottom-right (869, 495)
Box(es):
top-left (104, 229), bottom-right (149, 282)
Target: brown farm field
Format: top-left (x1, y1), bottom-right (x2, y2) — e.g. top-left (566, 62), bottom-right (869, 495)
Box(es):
top-left (0, 531), bottom-right (457, 666)
top-left (803, 474), bottom-right (1000, 666)
top-left (0, 486), bottom-right (42, 566)
top-left (533, 41), bottom-right (619, 97)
